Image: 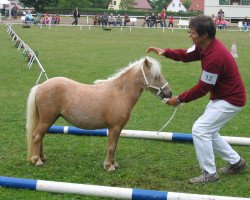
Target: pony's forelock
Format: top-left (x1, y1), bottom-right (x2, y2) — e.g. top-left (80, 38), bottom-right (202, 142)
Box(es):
top-left (94, 56), bottom-right (161, 84)
top-left (146, 56), bottom-right (161, 77)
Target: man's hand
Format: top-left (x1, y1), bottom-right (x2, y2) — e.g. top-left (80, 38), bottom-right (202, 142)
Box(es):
top-left (146, 47), bottom-right (165, 55)
top-left (166, 96), bottom-right (180, 107)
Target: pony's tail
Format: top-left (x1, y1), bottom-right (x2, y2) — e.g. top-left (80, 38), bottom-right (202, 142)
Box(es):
top-left (26, 85), bottom-right (39, 161)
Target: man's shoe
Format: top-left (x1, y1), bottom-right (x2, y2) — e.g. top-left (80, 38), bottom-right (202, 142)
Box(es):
top-left (219, 158), bottom-right (247, 175)
top-left (189, 171), bottom-right (219, 184)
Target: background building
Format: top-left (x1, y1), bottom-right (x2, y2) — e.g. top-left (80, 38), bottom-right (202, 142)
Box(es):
top-left (108, 0), bottom-right (152, 10)
top-left (204, 0), bottom-right (250, 18)
top-left (167, 0), bottom-right (187, 12)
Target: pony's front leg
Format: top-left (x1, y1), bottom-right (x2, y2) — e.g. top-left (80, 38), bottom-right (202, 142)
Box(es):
top-left (103, 127), bottom-right (121, 172)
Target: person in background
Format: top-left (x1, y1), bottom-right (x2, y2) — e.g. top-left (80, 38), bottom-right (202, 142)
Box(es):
top-left (146, 15), bottom-right (247, 184)
top-left (93, 14), bottom-right (100, 26)
top-left (55, 15), bottom-right (61, 24)
top-left (142, 13), bottom-right (150, 27)
top-left (108, 13), bottom-right (115, 26)
top-left (217, 8), bottom-right (224, 24)
top-left (161, 8), bottom-right (167, 27)
top-left (168, 15), bottom-right (174, 27)
top-left (124, 13), bottom-right (130, 26)
top-left (11, 4), bottom-right (18, 19)
top-left (156, 13), bottom-right (162, 27)
top-left (72, 7), bottom-right (80, 25)
top-left (150, 12), bottom-right (156, 27)
top-left (219, 17), bottom-right (228, 30)
top-left (116, 14), bottom-right (122, 26)
top-left (25, 11), bottom-right (34, 24)
top-left (42, 13), bottom-right (49, 24)
top-left (101, 12), bottom-right (108, 26)
top-left (243, 16), bottom-right (249, 32)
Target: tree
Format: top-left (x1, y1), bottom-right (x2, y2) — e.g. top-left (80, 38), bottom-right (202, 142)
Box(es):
top-left (57, 0), bottom-right (92, 9)
top-left (19, 0), bottom-right (59, 12)
top-left (119, 0), bottom-right (136, 9)
top-left (182, 0), bottom-right (191, 10)
top-left (148, 0), bottom-right (172, 10)
top-left (92, 0), bottom-right (110, 8)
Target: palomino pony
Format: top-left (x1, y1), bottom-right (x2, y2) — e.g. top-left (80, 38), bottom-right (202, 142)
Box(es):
top-left (26, 56), bottom-right (172, 171)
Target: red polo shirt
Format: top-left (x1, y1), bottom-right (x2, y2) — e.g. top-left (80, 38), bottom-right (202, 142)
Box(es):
top-left (163, 38), bottom-right (246, 107)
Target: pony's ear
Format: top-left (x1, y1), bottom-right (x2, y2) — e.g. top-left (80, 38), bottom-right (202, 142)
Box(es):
top-left (144, 58), bottom-right (151, 69)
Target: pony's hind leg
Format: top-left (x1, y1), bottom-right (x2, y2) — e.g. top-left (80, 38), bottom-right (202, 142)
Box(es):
top-left (40, 142), bottom-right (46, 162)
top-left (30, 123), bottom-right (50, 166)
top-left (103, 126), bottom-right (121, 171)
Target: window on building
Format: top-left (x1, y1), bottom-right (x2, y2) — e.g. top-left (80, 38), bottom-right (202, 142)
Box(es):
top-left (242, 0), bottom-right (250, 5)
top-left (219, 0), bottom-right (230, 5)
top-left (220, 0), bottom-right (250, 5)
top-left (179, 3), bottom-right (181, 7)
top-left (173, 3), bottom-right (175, 7)
top-left (231, 0), bottom-right (240, 4)
top-left (114, 0), bottom-right (116, 5)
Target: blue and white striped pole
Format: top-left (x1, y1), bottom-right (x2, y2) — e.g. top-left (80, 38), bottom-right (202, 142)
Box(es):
top-left (0, 176), bottom-right (249, 200)
top-left (48, 125), bottom-right (250, 146)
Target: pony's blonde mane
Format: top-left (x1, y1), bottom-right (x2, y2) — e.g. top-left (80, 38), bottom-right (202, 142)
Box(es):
top-left (94, 56), bottom-right (162, 84)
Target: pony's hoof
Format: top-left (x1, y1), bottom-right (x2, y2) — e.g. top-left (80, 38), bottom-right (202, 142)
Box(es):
top-left (35, 159), bottom-right (43, 166)
top-left (41, 155), bottom-right (47, 162)
top-left (30, 156), bottom-right (38, 164)
top-left (107, 165), bottom-right (116, 172)
top-left (113, 161), bottom-right (119, 168)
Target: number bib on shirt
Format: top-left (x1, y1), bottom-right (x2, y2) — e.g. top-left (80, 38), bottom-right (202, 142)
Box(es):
top-left (201, 70), bottom-right (218, 85)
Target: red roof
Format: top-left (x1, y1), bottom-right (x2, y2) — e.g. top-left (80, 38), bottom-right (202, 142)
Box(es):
top-left (181, 0), bottom-right (204, 11)
top-left (134, 0), bottom-right (152, 9)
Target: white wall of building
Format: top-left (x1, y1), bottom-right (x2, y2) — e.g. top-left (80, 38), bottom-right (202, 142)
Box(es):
top-left (167, 0), bottom-right (187, 12)
top-left (204, 0), bottom-right (250, 18)
top-left (108, 0), bottom-right (121, 10)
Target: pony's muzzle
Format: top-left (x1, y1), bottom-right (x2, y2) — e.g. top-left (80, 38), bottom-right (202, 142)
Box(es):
top-left (162, 90), bottom-right (172, 99)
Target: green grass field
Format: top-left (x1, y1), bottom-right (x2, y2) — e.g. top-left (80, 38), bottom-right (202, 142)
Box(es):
top-left (0, 24), bottom-right (249, 199)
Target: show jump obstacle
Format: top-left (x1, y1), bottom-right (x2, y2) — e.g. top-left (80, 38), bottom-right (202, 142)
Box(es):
top-left (1, 176), bottom-right (249, 200)
top-left (6, 24), bottom-right (48, 85)
top-left (48, 125), bottom-right (250, 146)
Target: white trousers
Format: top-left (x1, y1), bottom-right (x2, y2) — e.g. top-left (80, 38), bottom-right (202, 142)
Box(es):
top-left (192, 100), bottom-right (242, 175)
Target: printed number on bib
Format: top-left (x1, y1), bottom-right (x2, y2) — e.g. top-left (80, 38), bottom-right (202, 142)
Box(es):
top-left (201, 70), bottom-right (218, 85)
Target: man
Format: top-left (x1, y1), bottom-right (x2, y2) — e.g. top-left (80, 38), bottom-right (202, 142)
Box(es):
top-left (72, 7), bottom-right (80, 25)
top-left (146, 15), bottom-right (247, 184)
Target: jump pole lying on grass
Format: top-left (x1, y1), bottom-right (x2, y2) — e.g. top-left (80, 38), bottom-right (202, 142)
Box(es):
top-left (1, 176), bottom-right (249, 200)
top-left (48, 125), bottom-right (250, 146)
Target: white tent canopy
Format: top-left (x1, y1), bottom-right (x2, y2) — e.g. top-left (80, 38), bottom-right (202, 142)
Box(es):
top-left (0, 0), bottom-right (11, 18)
top-left (0, 0), bottom-right (10, 4)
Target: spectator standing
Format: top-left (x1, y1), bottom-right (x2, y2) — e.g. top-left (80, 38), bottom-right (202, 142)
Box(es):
top-left (217, 8), bottom-right (224, 21)
top-left (168, 15), bottom-right (174, 27)
top-left (146, 15), bottom-right (247, 184)
top-left (11, 4), bottom-right (18, 19)
top-left (243, 17), bottom-right (249, 32)
top-left (156, 13), bottom-right (162, 27)
top-left (142, 13), bottom-right (150, 27)
top-left (161, 8), bottom-right (167, 27)
top-left (101, 12), bottom-right (108, 26)
top-left (150, 13), bottom-right (156, 27)
top-left (72, 7), bottom-right (80, 25)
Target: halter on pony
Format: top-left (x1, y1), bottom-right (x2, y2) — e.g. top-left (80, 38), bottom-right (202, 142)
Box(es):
top-left (140, 65), bottom-right (169, 98)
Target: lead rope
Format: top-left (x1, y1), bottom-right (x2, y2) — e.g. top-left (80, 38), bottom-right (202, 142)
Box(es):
top-left (157, 98), bottom-right (179, 134)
